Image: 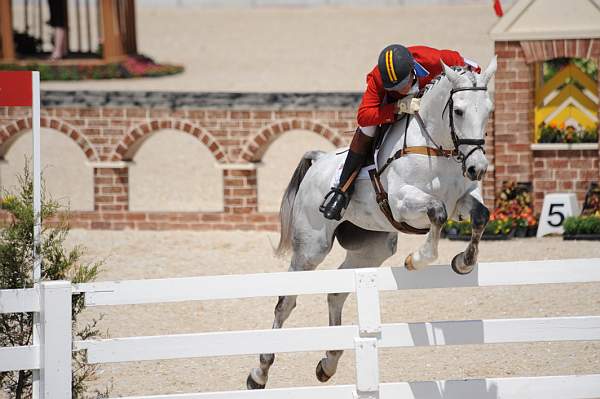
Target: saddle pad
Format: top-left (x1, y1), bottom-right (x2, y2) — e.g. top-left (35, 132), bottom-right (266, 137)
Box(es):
top-left (330, 151), bottom-right (376, 188)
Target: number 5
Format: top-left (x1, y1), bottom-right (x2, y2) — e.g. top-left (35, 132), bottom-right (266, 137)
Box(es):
top-left (548, 203), bottom-right (565, 227)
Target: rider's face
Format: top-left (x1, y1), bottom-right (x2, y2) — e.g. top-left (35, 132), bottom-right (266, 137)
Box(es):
top-left (390, 72), bottom-right (415, 96)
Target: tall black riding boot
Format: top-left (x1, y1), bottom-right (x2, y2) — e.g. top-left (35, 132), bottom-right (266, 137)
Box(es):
top-left (320, 129), bottom-right (373, 220)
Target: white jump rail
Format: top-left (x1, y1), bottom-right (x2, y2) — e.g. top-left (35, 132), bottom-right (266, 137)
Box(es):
top-left (110, 375), bottom-right (600, 399)
top-left (75, 316), bottom-right (600, 363)
top-left (73, 258), bottom-right (600, 306)
top-left (69, 258), bottom-right (600, 399)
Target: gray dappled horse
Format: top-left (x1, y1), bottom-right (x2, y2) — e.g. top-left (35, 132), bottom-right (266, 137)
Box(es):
top-left (247, 58), bottom-right (497, 389)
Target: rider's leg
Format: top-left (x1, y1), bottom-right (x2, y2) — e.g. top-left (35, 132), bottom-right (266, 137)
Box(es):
top-left (320, 126), bottom-right (375, 220)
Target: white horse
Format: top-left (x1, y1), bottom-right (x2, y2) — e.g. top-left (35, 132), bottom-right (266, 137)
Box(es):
top-left (247, 58), bottom-right (497, 389)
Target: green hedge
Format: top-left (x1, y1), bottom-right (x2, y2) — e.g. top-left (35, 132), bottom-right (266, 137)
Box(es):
top-left (563, 215), bottom-right (600, 235)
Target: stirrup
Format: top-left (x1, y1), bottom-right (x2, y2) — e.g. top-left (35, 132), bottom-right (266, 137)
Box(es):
top-left (319, 188), bottom-right (350, 220)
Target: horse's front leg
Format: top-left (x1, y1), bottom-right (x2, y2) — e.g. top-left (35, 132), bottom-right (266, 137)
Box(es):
top-left (395, 186), bottom-right (448, 270)
top-left (451, 192), bottom-right (490, 275)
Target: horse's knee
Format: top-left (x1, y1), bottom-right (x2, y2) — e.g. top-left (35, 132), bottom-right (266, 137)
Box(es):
top-left (275, 295), bottom-right (296, 314)
top-left (471, 204), bottom-right (489, 229)
top-left (427, 201), bottom-right (447, 226)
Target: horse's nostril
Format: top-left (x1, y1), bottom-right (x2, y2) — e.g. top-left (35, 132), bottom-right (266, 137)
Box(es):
top-left (467, 166), bottom-right (476, 177)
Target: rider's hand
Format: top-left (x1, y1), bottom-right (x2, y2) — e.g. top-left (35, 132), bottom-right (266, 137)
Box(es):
top-left (396, 97), bottom-right (420, 114)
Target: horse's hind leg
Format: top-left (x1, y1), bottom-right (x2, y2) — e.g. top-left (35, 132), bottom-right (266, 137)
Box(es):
top-left (247, 226), bottom-right (335, 390)
top-left (316, 224), bottom-right (398, 383)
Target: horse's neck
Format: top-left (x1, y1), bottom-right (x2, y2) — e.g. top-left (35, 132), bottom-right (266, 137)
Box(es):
top-left (378, 78), bottom-right (453, 164)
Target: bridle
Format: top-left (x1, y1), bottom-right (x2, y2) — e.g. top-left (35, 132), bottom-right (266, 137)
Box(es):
top-left (442, 85), bottom-right (488, 173)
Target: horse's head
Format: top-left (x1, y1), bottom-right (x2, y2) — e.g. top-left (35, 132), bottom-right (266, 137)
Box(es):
top-left (441, 57), bottom-right (497, 181)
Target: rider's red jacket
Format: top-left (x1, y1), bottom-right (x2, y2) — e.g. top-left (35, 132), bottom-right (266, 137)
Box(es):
top-left (357, 46), bottom-right (480, 127)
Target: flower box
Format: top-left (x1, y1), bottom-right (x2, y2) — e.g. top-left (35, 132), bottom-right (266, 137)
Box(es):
top-left (536, 122), bottom-right (598, 145)
top-left (531, 143), bottom-right (599, 151)
top-left (563, 234), bottom-right (600, 241)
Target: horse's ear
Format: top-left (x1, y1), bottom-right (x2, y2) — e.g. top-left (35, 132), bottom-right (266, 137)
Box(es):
top-left (441, 60), bottom-right (461, 86)
top-left (482, 55), bottom-right (498, 87)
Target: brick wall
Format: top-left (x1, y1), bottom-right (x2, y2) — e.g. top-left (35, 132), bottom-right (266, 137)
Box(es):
top-left (2, 90), bottom-right (494, 231)
top-left (532, 149), bottom-right (599, 211)
top-left (494, 38), bottom-right (600, 212)
top-left (493, 41), bottom-right (535, 193)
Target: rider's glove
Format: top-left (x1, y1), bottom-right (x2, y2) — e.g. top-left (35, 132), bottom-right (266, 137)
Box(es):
top-left (396, 97), bottom-right (420, 114)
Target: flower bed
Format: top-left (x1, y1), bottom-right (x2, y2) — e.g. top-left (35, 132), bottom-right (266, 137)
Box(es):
top-left (442, 182), bottom-right (538, 240)
top-left (444, 218), bottom-right (515, 241)
top-left (537, 122), bottom-right (598, 144)
top-left (0, 54), bottom-right (184, 80)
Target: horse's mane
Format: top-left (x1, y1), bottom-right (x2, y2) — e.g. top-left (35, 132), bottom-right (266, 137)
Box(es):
top-left (417, 66), bottom-right (477, 99)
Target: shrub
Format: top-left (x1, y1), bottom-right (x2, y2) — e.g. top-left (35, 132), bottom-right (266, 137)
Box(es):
top-left (563, 215), bottom-right (600, 235)
top-left (0, 165), bottom-right (109, 398)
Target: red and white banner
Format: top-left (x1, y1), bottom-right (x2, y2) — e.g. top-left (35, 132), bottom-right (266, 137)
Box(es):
top-left (0, 71), bottom-right (33, 106)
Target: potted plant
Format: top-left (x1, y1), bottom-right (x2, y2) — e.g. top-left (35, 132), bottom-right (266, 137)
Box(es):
top-left (526, 217), bottom-right (539, 237)
top-left (482, 217), bottom-right (514, 240)
top-left (563, 215), bottom-right (600, 240)
top-left (443, 219), bottom-right (472, 241)
top-left (514, 217), bottom-right (528, 238)
top-left (493, 181), bottom-right (538, 238)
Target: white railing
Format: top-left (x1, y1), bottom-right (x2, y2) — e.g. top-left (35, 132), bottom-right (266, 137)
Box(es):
top-left (0, 281), bottom-right (72, 399)
top-left (2, 259), bottom-right (600, 398)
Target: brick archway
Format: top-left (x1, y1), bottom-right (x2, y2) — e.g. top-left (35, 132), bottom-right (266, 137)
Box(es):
top-left (239, 119), bottom-right (345, 162)
top-left (520, 38), bottom-right (600, 63)
top-left (0, 117), bottom-right (99, 161)
top-left (111, 119), bottom-right (228, 162)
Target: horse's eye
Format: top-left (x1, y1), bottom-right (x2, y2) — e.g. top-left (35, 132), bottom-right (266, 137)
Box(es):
top-left (454, 109), bottom-right (464, 117)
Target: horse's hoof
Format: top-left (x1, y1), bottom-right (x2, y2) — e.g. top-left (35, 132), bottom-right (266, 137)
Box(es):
top-left (316, 359), bottom-right (332, 383)
top-left (405, 253), bottom-right (416, 271)
top-left (451, 252), bottom-right (474, 275)
top-left (246, 373), bottom-right (266, 390)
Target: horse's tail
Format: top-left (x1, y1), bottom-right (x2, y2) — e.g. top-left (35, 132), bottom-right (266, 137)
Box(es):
top-left (276, 150), bottom-right (325, 257)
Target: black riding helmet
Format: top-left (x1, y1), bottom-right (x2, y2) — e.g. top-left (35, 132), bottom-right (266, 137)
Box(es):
top-left (377, 44), bottom-right (416, 90)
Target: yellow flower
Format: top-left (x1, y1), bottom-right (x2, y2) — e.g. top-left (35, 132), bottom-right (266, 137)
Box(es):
top-left (1, 195), bottom-right (16, 208)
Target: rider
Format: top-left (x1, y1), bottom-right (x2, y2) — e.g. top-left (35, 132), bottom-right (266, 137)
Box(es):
top-left (320, 44), bottom-right (481, 220)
